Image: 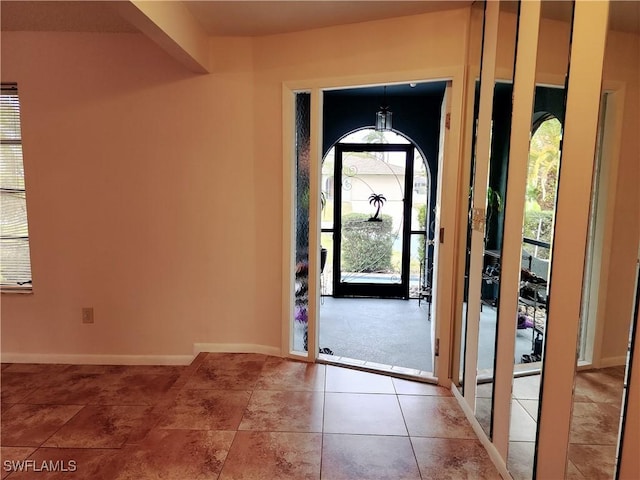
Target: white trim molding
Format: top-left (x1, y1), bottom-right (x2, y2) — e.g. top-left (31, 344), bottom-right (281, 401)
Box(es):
top-left (599, 355), bottom-right (629, 368)
top-left (193, 343), bottom-right (281, 357)
top-left (0, 353), bottom-right (194, 365)
top-left (451, 385), bottom-right (513, 480)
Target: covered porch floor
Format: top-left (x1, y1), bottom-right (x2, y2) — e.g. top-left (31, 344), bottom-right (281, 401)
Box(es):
top-left (298, 297), bottom-right (534, 378)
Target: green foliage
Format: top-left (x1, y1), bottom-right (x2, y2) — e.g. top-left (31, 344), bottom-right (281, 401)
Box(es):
top-left (485, 186), bottom-right (503, 245)
top-left (522, 210), bottom-right (554, 259)
top-left (521, 117), bottom-right (561, 260)
top-left (342, 213), bottom-right (395, 273)
top-left (486, 186), bottom-right (503, 212)
top-left (527, 118), bottom-right (561, 211)
top-left (362, 130), bottom-right (388, 144)
top-left (417, 204), bottom-right (427, 265)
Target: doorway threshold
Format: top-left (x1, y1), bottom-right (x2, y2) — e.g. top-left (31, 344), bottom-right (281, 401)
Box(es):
top-left (513, 361), bottom-right (542, 377)
top-left (317, 352), bottom-right (435, 383)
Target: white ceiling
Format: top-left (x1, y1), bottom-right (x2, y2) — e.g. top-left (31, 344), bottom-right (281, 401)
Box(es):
top-left (1, 1), bottom-right (637, 36)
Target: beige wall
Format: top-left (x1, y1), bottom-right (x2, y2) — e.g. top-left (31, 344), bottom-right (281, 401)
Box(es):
top-left (600, 28), bottom-right (640, 363)
top-left (1, 32), bottom-right (259, 358)
top-left (0, 9), bottom-right (469, 360)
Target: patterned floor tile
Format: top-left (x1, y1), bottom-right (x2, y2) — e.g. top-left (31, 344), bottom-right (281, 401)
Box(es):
top-left (219, 431), bottom-right (321, 480)
top-left (321, 434), bottom-right (420, 480)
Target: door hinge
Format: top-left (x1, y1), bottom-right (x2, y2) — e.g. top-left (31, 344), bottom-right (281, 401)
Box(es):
top-left (445, 113), bottom-right (451, 130)
top-left (435, 338), bottom-right (440, 356)
top-left (439, 227), bottom-right (445, 244)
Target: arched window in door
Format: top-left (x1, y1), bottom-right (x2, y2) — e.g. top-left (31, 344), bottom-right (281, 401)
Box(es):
top-left (320, 128), bottom-right (432, 299)
top-left (523, 115), bottom-right (561, 263)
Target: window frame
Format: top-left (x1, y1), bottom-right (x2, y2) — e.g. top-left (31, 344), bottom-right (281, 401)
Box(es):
top-left (1, 82), bottom-right (33, 293)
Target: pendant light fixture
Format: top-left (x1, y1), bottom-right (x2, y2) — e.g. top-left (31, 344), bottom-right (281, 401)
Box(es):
top-left (375, 85), bottom-right (393, 132)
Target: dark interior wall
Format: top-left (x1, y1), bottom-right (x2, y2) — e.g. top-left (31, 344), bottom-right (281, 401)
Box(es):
top-left (533, 86), bottom-right (566, 124)
top-left (322, 88), bottom-right (446, 167)
top-left (487, 83), bottom-right (513, 250)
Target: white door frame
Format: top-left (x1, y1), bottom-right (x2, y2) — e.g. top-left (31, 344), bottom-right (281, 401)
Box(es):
top-left (281, 68), bottom-right (466, 385)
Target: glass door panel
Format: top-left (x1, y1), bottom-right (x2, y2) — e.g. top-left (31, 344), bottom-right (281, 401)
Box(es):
top-left (569, 2), bottom-right (639, 477)
top-left (291, 92), bottom-right (311, 354)
top-left (474, 0), bottom-right (520, 438)
top-left (333, 144), bottom-right (413, 298)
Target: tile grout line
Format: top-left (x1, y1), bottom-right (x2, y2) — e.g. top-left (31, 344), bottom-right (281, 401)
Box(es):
top-left (214, 354), bottom-right (268, 479)
top-left (318, 362), bottom-right (327, 480)
top-left (30, 403), bottom-right (88, 450)
top-left (394, 389), bottom-right (424, 480)
top-left (124, 352), bottom-right (209, 446)
top-left (514, 397), bottom-right (538, 424)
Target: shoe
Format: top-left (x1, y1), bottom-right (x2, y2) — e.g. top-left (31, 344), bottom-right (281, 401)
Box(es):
top-left (517, 313), bottom-right (534, 329)
top-left (520, 284), bottom-right (536, 301)
top-left (521, 268), bottom-right (546, 284)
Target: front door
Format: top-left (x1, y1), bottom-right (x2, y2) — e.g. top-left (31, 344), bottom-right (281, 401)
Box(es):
top-left (333, 143), bottom-right (414, 298)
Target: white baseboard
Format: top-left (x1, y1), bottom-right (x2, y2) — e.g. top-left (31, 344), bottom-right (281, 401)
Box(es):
top-left (193, 343), bottom-right (281, 357)
top-left (451, 385), bottom-right (513, 480)
top-left (1, 344), bottom-right (283, 366)
top-left (598, 355), bottom-right (628, 368)
top-left (0, 353), bottom-right (195, 366)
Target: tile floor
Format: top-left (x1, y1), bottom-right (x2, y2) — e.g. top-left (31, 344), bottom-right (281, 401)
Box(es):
top-left (567, 366), bottom-right (625, 480)
top-left (506, 366), bottom-right (625, 480)
top-left (1, 354), bottom-right (501, 480)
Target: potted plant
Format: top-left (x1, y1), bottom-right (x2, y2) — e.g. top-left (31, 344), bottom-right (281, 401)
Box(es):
top-left (469, 186), bottom-right (503, 245)
top-left (485, 186), bottom-right (503, 236)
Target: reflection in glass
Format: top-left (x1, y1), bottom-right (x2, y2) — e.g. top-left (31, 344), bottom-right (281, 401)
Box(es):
top-left (516, 113), bottom-right (559, 366)
top-left (507, 3), bottom-right (574, 479)
top-left (508, 109), bottom-right (561, 480)
top-left (475, 0), bottom-right (520, 438)
top-left (457, 0), bottom-right (485, 396)
top-left (569, 2), bottom-right (639, 477)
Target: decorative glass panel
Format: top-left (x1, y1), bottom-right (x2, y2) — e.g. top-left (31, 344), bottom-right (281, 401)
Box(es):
top-left (293, 92), bottom-right (311, 353)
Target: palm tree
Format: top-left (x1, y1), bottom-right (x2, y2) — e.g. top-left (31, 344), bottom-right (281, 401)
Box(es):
top-left (368, 193), bottom-right (387, 221)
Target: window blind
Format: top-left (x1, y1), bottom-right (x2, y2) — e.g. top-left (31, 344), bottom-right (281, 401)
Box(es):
top-left (1, 83), bottom-right (32, 288)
